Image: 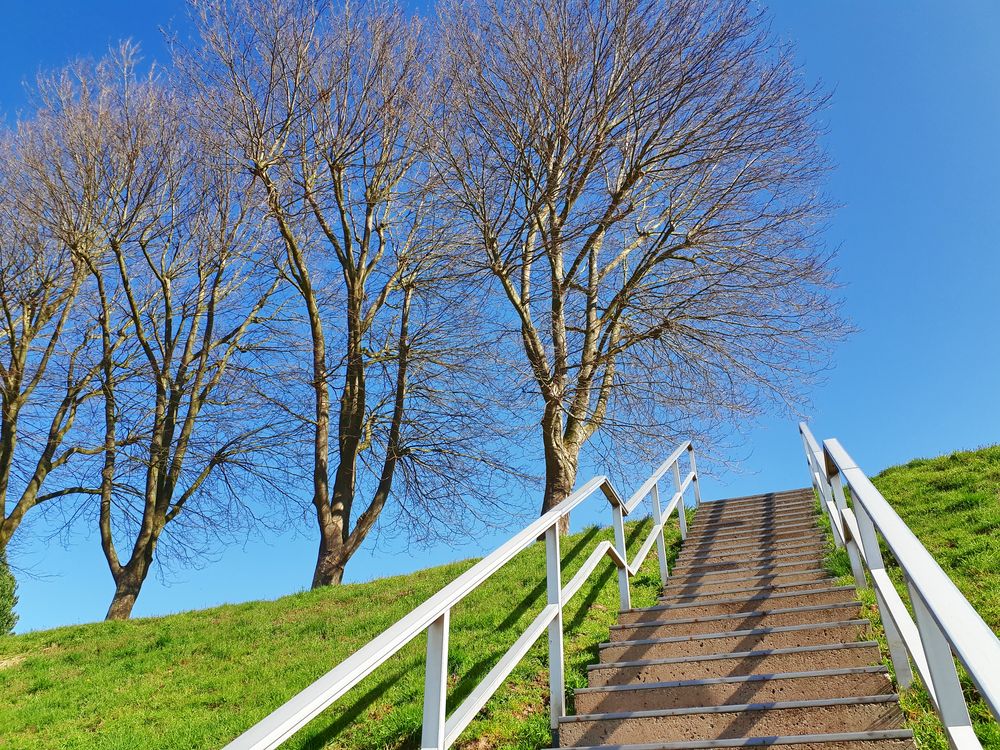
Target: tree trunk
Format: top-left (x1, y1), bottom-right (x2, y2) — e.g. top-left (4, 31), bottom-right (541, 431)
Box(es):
top-left (540, 401), bottom-right (578, 535)
top-left (105, 561), bottom-right (149, 620)
top-left (312, 532), bottom-right (347, 587)
top-left (311, 288), bottom-right (365, 589)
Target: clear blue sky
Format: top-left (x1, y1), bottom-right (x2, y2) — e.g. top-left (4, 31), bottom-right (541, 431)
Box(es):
top-left (4, 1), bottom-right (999, 633)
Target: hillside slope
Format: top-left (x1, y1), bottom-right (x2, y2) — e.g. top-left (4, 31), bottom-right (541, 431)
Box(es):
top-left (874, 445), bottom-right (1000, 629)
top-left (820, 444), bottom-right (1000, 749)
top-left (0, 518), bottom-right (674, 750)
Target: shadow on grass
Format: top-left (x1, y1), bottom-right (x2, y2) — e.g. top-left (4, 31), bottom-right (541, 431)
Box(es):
top-left (300, 668), bottom-right (413, 750)
top-left (496, 525), bottom-right (601, 633)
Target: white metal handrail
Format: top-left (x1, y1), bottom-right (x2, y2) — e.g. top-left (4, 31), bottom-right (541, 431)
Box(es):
top-left (224, 442), bottom-right (702, 750)
top-left (800, 423), bottom-right (1000, 750)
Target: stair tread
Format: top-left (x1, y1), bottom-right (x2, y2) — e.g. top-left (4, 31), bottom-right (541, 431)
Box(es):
top-left (694, 509), bottom-right (817, 528)
top-left (549, 729), bottom-right (914, 750)
top-left (589, 640), bottom-right (881, 669)
top-left (658, 579), bottom-right (842, 602)
top-left (630, 585), bottom-right (856, 614)
top-left (674, 542), bottom-right (826, 573)
top-left (680, 536), bottom-right (827, 555)
top-left (612, 601), bottom-right (861, 630)
top-left (667, 559), bottom-right (826, 580)
top-left (562, 694), bottom-right (901, 722)
top-left (600, 619), bottom-right (871, 648)
top-left (577, 665), bottom-right (889, 693)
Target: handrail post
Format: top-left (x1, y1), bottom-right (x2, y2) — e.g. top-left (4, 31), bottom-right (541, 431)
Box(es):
top-left (907, 580), bottom-right (976, 750)
top-left (852, 502), bottom-right (914, 689)
top-left (828, 470), bottom-right (867, 587)
top-left (672, 462), bottom-right (688, 540)
top-left (687, 445), bottom-right (702, 507)
top-left (611, 502), bottom-right (632, 611)
top-left (800, 429), bottom-right (827, 517)
top-left (421, 610), bottom-right (450, 750)
top-left (651, 482), bottom-right (670, 585)
top-left (801, 427), bottom-right (841, 548)
top-left (545, 525), bottom-right (565, 732)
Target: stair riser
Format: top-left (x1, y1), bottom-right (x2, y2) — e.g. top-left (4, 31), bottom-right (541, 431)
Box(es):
top-left (559, 703), bottom-right (904, 746)
top-left (623, 590), bottom-right (856, 624)
top-left (661, 571), bottom-right (832, 597)
top-left (675, 541), bottom-right (827, 570)
top-left (666, 561), bottom-right (826, 586)
top-left (689, 524), bottom-right (821, 545)
top-left (699, 492), bottom-right (813, 512)
top-left (705, 488), bottom-right (812, 502)
top-left (659, 579), bottom-right (841, 602)
top-left (575, 671), bottom-right (893, 713)
top-left (693, 502), bottom-right (816, 524)
top-left (642, 742), bottom-right (917, 750)
top-left (588, 644), bottom-right (882, 686)
top-left (679, 536), bottom-right (827, 558)
top-left (693, 509), bottom-right (817, 532)
top-left (611, 606), bottom-right (862, 640)
top-left (600, 623), bottom-right (868, 663)
top-left (670, 550), bottom-right (826, 578)
top-left (691, 521), bottom-right (820, 541)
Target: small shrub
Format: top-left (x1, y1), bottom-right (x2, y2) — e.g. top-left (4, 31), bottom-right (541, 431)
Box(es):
top-left (0, 550), bottom-right (16, 635)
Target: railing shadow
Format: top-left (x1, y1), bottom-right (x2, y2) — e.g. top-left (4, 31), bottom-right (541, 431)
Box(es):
top-left (495, 525), bottom-right (600, 633)
top-left (299, 669), bottom-right (413, 750)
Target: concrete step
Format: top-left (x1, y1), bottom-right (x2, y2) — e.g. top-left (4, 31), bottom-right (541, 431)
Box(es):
top-left (687, 526), bottom-right (821, 549)
top-left (670, 548), bottom-right (826, 578)
top-left (689, 519), bottom-right (819, 543)
top-left (587, 641), bottom-right (882, 686)
top-left (703, 487), bottom-right (813, 502)
top-left (675, 539), bottom-right (826, 565)
top-left (659, 570), bottom-right (833, 598)
top-left (697, 489), bottom-right (813, 512)
top-left (599, 619), bottom-right (871, 663)
top-left (665, 560), bottom-right (826, 587)
top-left (659, 578), bottom-right (842, 603)
top-left (610, 602), bottom-right (862, 640)
top-left (558, 695), bottom-right (905, 746)
top-left (553, 729), bottom-right (915, 750)
top-left (692, 501), bottom-right (816, 525)
top-left (679, 533), bottom-right (827, 558)
top-left (574, 666), bottom-right (893, 713)
top-left (693, 509), bottom-right (817, 533)
top-left (623, 587), bottom-right (857, 624)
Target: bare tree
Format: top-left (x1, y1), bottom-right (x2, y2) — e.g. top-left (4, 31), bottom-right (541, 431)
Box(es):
top-left (183, 0), bottom-right (512, 588)
top-left (437, 0), bottom-right (846, 528)
top-left (23, 47), bottom-right (287, 619)
top-left (0, 117), bottom-right (106, 553)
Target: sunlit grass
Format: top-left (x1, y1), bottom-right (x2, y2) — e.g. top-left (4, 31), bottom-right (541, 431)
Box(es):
top-left (0, 515), bottom-right (684, 749)
top-left (815, 444), bottom-right (1000, 749)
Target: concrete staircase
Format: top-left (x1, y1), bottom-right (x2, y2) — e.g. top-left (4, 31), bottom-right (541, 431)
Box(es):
top-left (555, 488), bottom-right (916, 750)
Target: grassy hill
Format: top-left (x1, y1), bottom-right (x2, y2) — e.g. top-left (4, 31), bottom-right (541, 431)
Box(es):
top-left (3, 445), bottom-right (998, 750)
top-left (0, 517), bottom-right (677, 750)
top-left (819, 444), bottom-right (1000, 750)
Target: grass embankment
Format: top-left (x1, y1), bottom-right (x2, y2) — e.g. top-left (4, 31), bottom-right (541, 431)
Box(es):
top-left (0, 516), bottom-right (682, 749)
top-left (816, 445), bottom-right (1000, 750)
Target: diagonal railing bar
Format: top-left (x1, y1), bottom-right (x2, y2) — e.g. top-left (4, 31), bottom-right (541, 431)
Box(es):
top-left (801, 423), bottom-right (1000, 750)
top-left (224, 442), bottom-right (701, 750)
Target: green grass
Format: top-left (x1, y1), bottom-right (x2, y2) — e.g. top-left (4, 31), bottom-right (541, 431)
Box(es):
top-left (0, 515), bottom-right (683, 750)
top-left (815, 444), bottom-right (1000, 750)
